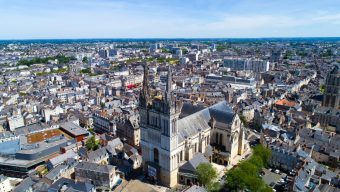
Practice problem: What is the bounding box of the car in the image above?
[275,169,280,174]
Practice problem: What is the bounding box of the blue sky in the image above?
[0,0,339,39]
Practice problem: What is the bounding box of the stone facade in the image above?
[75,161,118,189]
[139,64,248,187]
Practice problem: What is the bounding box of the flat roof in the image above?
[26,129,64,144]
[60,122,89,136]
[275,99,297,107]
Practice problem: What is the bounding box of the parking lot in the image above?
[261,168,287,190]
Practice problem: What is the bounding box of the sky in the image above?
[0,0,340,39]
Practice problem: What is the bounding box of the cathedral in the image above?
[139,64,248,187]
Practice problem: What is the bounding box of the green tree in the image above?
[216,45,227,52]
[196,163,218,188]
[224,145,272,192]
[320,84,325,94]
[181,48,189,54]
[226,168,247,190]
[80,68,91,74]
[253,145,271,167]
[82,56,88,63]
[85,136,99,151]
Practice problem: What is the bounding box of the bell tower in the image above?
[139,64,183,187]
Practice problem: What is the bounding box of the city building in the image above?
[205,74,257,89]
[7,115,25,131]
[75,161,119,189]
[140,65,247,187]
[322,63,340,109]
[223,58,270,72]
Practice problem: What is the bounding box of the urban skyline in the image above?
[0,1,339,192]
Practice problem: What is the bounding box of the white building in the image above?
[42,106,64,122]
[0,175,15,192]
[7,115,25,131]
[223,58,270,72]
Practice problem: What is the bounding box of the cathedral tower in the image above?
[139,64,183,187]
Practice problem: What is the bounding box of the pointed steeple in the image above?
[165,65,172,103]
[140,63,149,107]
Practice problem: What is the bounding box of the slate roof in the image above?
[178,101,235,143]
[179,153,209,174]
[48,150,78,168]
[180,103,206,118]
[75,161,115,174]
[12,176,38,192]
[48,177,94,192]
[45,164,68,181]
[87,147,108,163]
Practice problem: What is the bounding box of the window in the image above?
[154,148,159,163]
[171,119,176,134]
[219,134,223,145]
[163,119,169,135]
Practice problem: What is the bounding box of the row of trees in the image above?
[225,145,272,192]
[18,54,76,66]
[36,67,68,76]
[195,145,272,192]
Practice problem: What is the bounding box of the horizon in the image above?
[1,0,340,39]
[1,36,340,41]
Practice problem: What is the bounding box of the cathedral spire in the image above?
[165,65,172,103]
[140,62,149,107]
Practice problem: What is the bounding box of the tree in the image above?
[253,145,271,167]
[82,56,88,63]
[100,102,105,109]
[85,136,99,151]
[181,48,189,54]
[80,68,92,75]
[320,84,325,94]
[224,145,272,192]
[196,163,218,188]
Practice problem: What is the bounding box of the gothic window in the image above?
[154,148,159,163]
[163,119,169,136]
[219,134,223,145]
[171,119,176,134]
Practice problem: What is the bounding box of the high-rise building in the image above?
[98,49,108,58]
[223,58,270,72]
[108,49,120,57]
[322,63,340,109]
